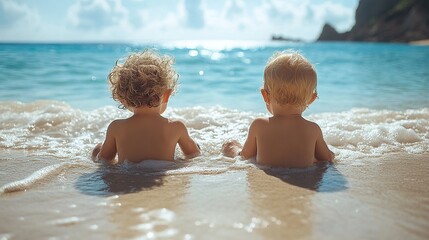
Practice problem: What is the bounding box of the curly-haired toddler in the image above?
[92,50,200,164]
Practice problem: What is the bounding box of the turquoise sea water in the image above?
[0,42,429,239]
[0,41,428,113]
[0,41,428,164]
[1,42,428,240]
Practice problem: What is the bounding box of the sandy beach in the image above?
[1,150,428,240]
[410,39,429,46]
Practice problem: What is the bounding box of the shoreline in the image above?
[409,39,429,45]
[0,151,428,239]
[1,39,428,46]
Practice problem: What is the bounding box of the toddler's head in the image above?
[263,51,317,108]
[108,50,178,109]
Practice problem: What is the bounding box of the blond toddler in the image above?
[222,51,334,168]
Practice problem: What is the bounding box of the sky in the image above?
[0,0,359,43]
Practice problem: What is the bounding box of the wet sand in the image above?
[0,151,428,239]
[410,39,429,46]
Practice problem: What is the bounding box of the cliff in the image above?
[317,0,429,42]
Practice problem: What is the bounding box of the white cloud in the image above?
[223,0,245,20]
[235,0,355,40]
[0,0,356,42]
[182,0,205,29]
[311,1,355,32]
[67,0,129,30]
[0,0,39,28]
[131,9,148,28]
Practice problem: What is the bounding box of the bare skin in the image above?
[92,90,200,164]
[222,89,334,168]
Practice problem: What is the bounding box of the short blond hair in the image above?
[264,51,317,107]
[108,50,178,108]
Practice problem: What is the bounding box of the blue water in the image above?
[1,42,428,201]
[0,41,428,113]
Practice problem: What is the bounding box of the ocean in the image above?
[0,41,428,239]
[1,41,428,112]
[0,41,428,159]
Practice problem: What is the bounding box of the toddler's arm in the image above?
[176,121,201,159]
[222,140,242,158]
[91,121,118,164]
[314,124,334,162]
[222,119,261,159]
[91,143,102,160]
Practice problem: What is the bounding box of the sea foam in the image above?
[0,162,90,194]
[0,100,428,194]
[1,100,428,160]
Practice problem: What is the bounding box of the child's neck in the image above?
[270,102,304,117]
[131,106,162,116]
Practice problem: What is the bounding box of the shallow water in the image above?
[1,151,428,240]
[0,41,428,239]
[0,100,428,194]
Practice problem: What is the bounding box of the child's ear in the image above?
[159,89,173,114]
[162,89,173,103]
[308,92,318,105]
[260,88,270,104]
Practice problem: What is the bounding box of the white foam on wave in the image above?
[0,162,90,194]
[0,101,428,163]
[309,108,429,159]
[0,101,426,194]
[0,100,129,159]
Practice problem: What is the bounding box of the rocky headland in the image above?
[317,0,429,43]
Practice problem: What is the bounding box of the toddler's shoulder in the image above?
[168,118,186,126]
[167,119,189,132]
[104,119,126,136]
[249,117,269,130]
[107,119,124,129]
[304,118,319,126]
[252,117,269,124]
[302,119,323,133]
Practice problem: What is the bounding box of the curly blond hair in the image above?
[264,50,317,108]
[108,50,178,109]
